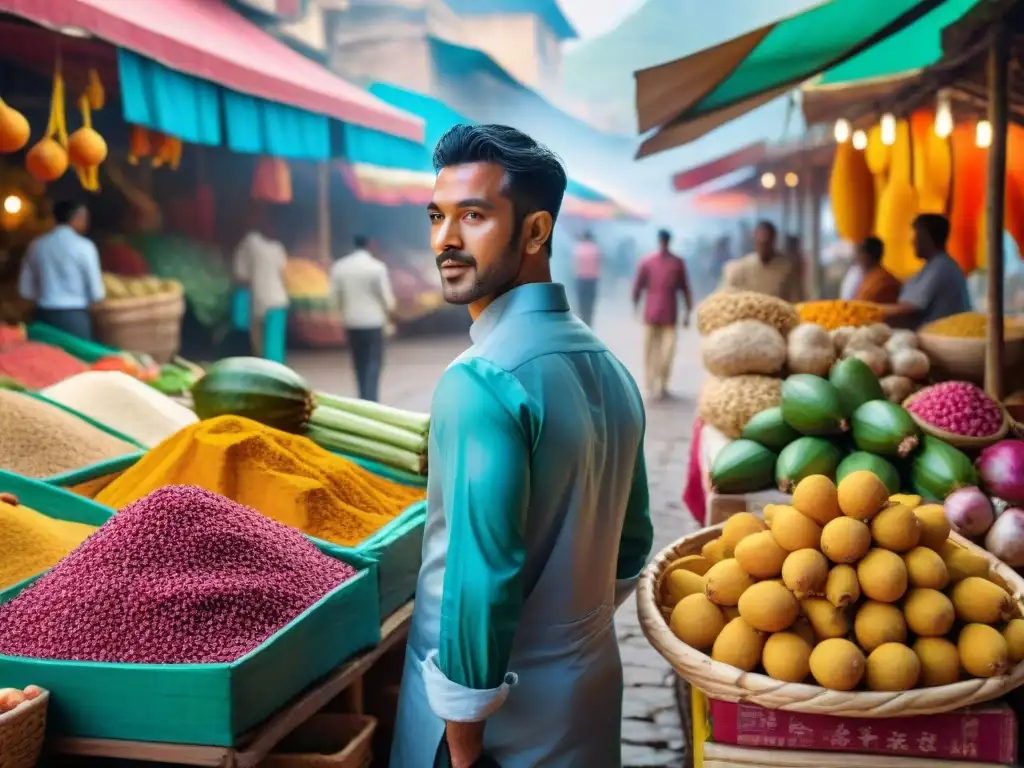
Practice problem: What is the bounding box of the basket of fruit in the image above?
[91,277,185,362]
[0,686,48,768]
[903,382,1010,451]
[638,470,1024,717]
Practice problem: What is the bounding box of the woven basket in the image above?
[916,332,1024,384]
[0,691,48,768]
[258,714,376,768]
[91,288,185,363]
[902,391,1011,451]
[638,525,1024,717]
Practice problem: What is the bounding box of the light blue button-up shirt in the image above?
[18,225,105,310]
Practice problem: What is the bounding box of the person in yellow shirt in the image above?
[721,220,804,302]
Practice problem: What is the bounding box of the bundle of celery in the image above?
[310,393,429,475]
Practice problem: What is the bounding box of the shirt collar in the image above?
[469,282,569,344]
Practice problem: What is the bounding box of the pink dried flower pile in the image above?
[906,381,1004,437]
[0,486,356,664]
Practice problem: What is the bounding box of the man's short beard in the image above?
[441,224,522,306]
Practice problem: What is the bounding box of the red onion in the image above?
[984,507,1024,567]
[977,440,1024,505]
[944,486,996,538]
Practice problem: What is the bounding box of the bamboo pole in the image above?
[317,162,331,268]
[984,22,1010,400]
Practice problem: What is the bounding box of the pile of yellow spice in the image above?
[921,311,1024,339]
[0,497,97,590]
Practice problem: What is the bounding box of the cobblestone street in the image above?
[291,292,704,766]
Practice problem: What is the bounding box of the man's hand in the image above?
[446,721,485,768]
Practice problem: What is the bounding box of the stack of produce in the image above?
[0,495,97,590]
[148,358,203,396]
[90,354,160,382]
[0,486,357,663]
[921,311,1024,339]
[0,323,25,346]
[191,357,429,474]
[0,340,88,389]
[795,300,884,331]
[830,323,930,400]
[697,291,798,437]
[42,371,198,448]
[711,358,977,500]
[285,259,346,348]
[94,415,425,547]
[284,258,331,298]
[0,390,138,478]
[0,686,44,714]
[101,274,182,300]
[664,471,1023,692]
[99,238,149,276]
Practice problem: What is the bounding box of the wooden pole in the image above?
[317,163,332,269]
[808,167,824,300]
[984,22,1010,400]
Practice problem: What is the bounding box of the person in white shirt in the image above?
[329,236,396,402]
[233,223,289,358]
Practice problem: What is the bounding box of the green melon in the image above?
[191,356,315,433]
[780,374,847,435]
[851,400,920,458]
[775,436,843,493]
[829,357,885,417]
[710,439,777,494]
[741,407,800,452]
[836,451,902,495]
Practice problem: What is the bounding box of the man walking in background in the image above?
[330,235,396,402]
[721,220,804,302]
[233,216,289,360]
[633,229,692,401]
[572,230,602,326]
[19,200,104,340]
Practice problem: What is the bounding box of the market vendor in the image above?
[18,200,104,340]
[721,220,805,302]
[391,124,653,768]
[882,213,971,329]
[852,236,901,304]
[232,216,289,359]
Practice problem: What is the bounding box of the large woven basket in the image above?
[638,525,1024,718]
[916,332,1024,384]
[91,288,185,363]
[258,714,376,768]
[0,691,48,768]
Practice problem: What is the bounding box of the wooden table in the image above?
[50,602,414,768]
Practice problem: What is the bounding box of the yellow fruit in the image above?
[959,624,1010,678]
[940,541,990,582]
[820,516,871,564]
[870,504,921,552]
[1003,619,1024,662]
[705,559,755,607]
[722,605,741,621]
[802,597,850,640]
[866,642,921,691]
[825,564,860,608]
[738,581,800,632]
[809,638,866,690]
[950,577,1013,624]
[913,637,961,687]
[889,493,922,509]
[668,555,712,576]
[660,568,706,609]
[770,507,822,552]
[837,470,889,521]
[712,617,766,671]
[854,601,907,652]
[857,548,908,603]
[734,531,788,579]
[791,474,841,526]
[790,617,817,646]
[762,632,812,683]
[702,537,728,565]
[914,504,951,550]
[763,504,782,527]
[722,512,767,551]
[782,549,829,598]
[670,593,726,650]
[902,546,949,590]
[903,588,955,637]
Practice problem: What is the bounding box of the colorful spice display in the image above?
[795,300,884,331]
[0,390,137,478]
[906,382,1005,437]
[0,497,97,590]
[0,341,88,389]
[921,311,1024,339]
[0,486,356,663]
[95,416,425,546]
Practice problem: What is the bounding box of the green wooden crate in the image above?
[0,470,115,527]
[356,500,427,616]
[0,541,381,746]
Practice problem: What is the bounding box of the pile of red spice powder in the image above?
[0,342,88,389]
[0,486,357,664]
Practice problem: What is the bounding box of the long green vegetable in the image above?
[308,425,426,475]
[316,392,429,436]
[309,405,427,454]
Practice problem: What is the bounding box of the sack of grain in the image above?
[698,375,783,439]
[700,320,786,377]
[696,291,799,337]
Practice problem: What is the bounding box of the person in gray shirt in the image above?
[883,213,971,329]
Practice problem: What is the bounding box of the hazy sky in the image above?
[558,0,646,38]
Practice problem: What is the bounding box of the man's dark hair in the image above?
[657,229,671,243]
[860,236,884,264]
[756,220,777,239]
[432,124,567,254]
[354,235,369,250]
[53,201,83,225]
[914,213,951,250]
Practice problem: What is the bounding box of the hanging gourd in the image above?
[948,123,986,273]
[875,119,921,280]
[69,94,106,192]
[152,134,183,170]
[910,110,951,214]
[25,66,69,182]
[252,157,292,204]
[128,126,152,165]
[0,98,30,154]
[829,141,875,242]
[85,68,105,111]
[864,124,891,204]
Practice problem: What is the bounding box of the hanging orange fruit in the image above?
[0,98,30,153]
[68,95,107,167]
[26,137,68,181]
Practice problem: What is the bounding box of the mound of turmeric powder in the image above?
[0,500,97,590]
[95,415,425,546]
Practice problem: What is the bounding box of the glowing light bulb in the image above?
[2,195,22,215]
[880,114,896,146]
[934,91,953,138]
[976,119,993,148]
[761,172,777,189]
[784,172,799,188]
[834,119,851,144]
[852,130,868,150]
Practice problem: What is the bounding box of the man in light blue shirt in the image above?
[18,201,105,340]
[391,124,653,768]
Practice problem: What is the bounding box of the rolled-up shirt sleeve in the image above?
[424,357,533,723]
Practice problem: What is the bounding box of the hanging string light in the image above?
[761,172,777,189]
[880,113,897,146]
[852,130,868,150]
[934,90,953,138]
[976,119,993,148]
[834,118,851,143]
[784,172,799,188]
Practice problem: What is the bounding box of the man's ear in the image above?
[522,211,553,256]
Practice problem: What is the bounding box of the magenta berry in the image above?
[906,381,1003,437]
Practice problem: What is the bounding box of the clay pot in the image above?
[25,138,69,182]
[0,99,30,154]
[68,127,107,167]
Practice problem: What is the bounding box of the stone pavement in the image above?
[290,294,705,767]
